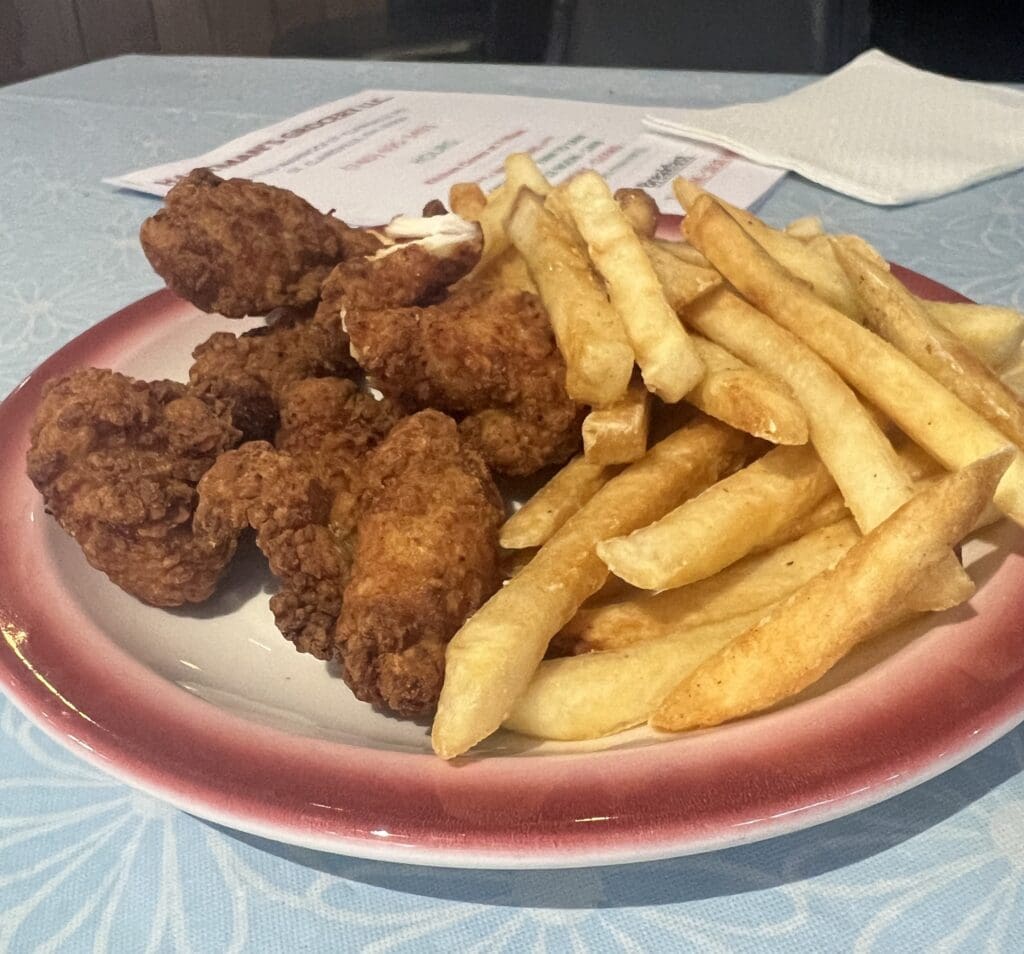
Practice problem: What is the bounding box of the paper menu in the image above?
[108,90,786,224]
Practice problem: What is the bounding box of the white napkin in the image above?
[643,49,1024,205]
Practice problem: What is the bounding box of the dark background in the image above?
[2,0,1022,87]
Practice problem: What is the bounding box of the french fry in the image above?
[572,519,861,652]
[646,236,711,267]
[499,455,616,550]
[683,287,911,532]
[835,240,1024,448]
[784,215,824,240]
[651,449,1012,731]
[614,187,660,237]
[507,189,634,406]
[448,181,487,221]
[598,443,835,590]
[432,416,753,758]
[582,381,651,465]
[675,178,863,319]
[504,607,772,740]
[686,334,809,445]
[685,194,1024,526]
[923,301,1024,371]
[751,443,941,553]
[640,238,721,305]
[566,171,704,401]
[474,245,537,294]
[645,241,810,445]
[465,153,553,280]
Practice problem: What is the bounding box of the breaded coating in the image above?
[194,387,400,658]
[26,368,241,605]
[336,411,503,716]
[194,443,343,658]
[276,377,403,545]
[345,286,582,475]
[313,240,480,324]
[188,306,354,441]
[140,168,381,317]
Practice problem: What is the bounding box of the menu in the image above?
[108,90,786,224]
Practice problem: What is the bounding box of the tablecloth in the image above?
[1,55,1023,952]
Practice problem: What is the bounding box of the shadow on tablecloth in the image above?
[207,725,1024,908]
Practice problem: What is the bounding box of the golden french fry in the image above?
[504,607,772,740]
[683,287,911,532]
[500,455,617,550]
[685,194,1024,526]
[784,215,824,240]
[432,416,753,758]
[923,301,1024,371]
[598,443,835,590]
[582,381,651,465]
[640,238,721,306]
[822,234,888,272]
[473,245,538,294]
[686,334,809,445]
[448,181,487,221]
[751,442,942,554]
[646,236,710,267]
[835,240,1024,448]
[572,518,861,652]
[507,189,634,406]
[651,448,1013,731]
[675,178,863,319]
[567,171,704,401]
[614,187,660,237]
[464,153,553,280]
[646,242,810,445]
[503,153,552,195]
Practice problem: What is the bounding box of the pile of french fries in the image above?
[429,154,1024,759]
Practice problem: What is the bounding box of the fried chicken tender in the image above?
[26,368,241,606]
[313,239,480,324]
[194,383,401,658]
[188,306,354,441]
[276,377,403,548]
[336,410,503,716]
[194,442,344,658]
[140,168,381,317]
[345,286,582,475]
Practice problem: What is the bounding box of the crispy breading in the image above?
[276,376,403,551]
[313,240,480,324]
[140,168,381,317]
[345,285,582,475]
[194,442,343,658]
[187,306,354,441]
[193,384,401,657]
[336,411,504,716]
[26,368,241,605]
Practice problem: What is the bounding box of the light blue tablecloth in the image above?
[2,56,1023,952]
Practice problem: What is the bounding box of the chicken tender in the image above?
[345,286,582,475]
[188,306,354,441]
[276,377,404,548]
[336,410,504,716]
[194,383,401,657]
[195,442,344,658]
[140,168,381,317]
[26,368,241,605]
[313,239,480,324]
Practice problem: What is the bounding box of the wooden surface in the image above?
[1,0,385,86]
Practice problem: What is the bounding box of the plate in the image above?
[2,269,1024,869]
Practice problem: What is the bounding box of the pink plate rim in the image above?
[4,270,1024,870]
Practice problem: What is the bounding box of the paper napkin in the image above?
[644,49,1024,205]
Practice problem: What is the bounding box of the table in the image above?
[2,55,1023,952]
